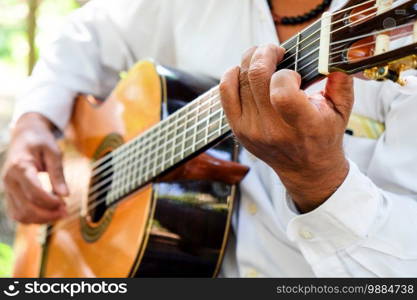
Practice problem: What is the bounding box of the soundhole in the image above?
[81,133,124,243]
[88,153,114,223]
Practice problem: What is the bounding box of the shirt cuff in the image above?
[12,83,76,133]
[285,159,382,264]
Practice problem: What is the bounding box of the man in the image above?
[3,0,417,277]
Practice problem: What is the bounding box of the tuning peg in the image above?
[363,66,399,82]
[397,76,417,95]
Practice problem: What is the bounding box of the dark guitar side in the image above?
[133,66,244,277]
[12,60,248,278]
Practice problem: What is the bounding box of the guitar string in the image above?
[89,5,382,181]
[63,24,416,220]
[89,1,378,174]
[88,95,222,197]
[329,28,414,61]
[278,3,378,68]
[88,7,410,192]
[91,9,394,192]
[93,3,401,180]
[90,0,410,175]
[55,10,414,231]
[69,17,416,215]
[63,17,416,217]
[62,51,407,231]
[89,85,217,177]
[46,118,232,236]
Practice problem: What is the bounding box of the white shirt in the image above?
[13,0,417,277]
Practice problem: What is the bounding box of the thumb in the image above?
[324,72,354,122]
[43,144,69,197]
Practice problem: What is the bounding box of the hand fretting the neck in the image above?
[91,16,326,207]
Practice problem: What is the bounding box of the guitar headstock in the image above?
[325,0,417,86]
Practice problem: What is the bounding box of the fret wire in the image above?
[67,4,388,216]
[217,107,224,137]
[94,120,230,204]
[107,152,121,204]
[93,31,323,178]
[134,101,226,186]
[94,5,372,173]
[278,27,319,69]
[191,94,203,153]
[99,114,230,205]
[129,140,137,192]
[92,93,219,192]
[180,106,188,161]
[159,125,167,174]
[205,93,215,144]
[91,42,322,201]
[153,124,163,177]
[126,139,135,194]
[295,32,300,72]
[127,123,164,195]
[90,98,224,202]
[124,120,231,191]
[100,92,227,202]
[134,138,143,189]
[108,127,162,204]
[91,44,320,196]
[139,52,316,181]
[91,86,218,176]
[94,56,317,202]
[278,21,320,68]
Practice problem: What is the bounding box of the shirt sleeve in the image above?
[284,88,417,277]
[12,0,139,131]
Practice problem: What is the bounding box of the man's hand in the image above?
[2,113,68,223]
[219,44,354,213]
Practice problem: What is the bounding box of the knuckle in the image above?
[242,46,257,60]
[11,159,28,173]
[27,140,43,152]
[16,211,30,223]
[2,168,13,183]
[24,192,36,204]
[248,63,269,83]
[270,91,290,108]
[239,70,250,89]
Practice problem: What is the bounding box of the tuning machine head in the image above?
[363,54,417,87]
[363,65,399,82]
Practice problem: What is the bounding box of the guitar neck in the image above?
[100,19,324,206]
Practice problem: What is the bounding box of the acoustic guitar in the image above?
[13,0,417,277]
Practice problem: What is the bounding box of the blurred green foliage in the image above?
[0,0,80,76]
[0,0,81,267]
[0,243,13,277]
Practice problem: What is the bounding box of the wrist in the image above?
[275,155,349,213]
[14,113,56,135]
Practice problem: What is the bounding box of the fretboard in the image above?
[89,18,324,207]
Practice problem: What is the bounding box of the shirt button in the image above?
[299,228,314,240]
[246,203,258,215]
[245,269,260,278]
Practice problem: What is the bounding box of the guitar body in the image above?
[13,60,247,277]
